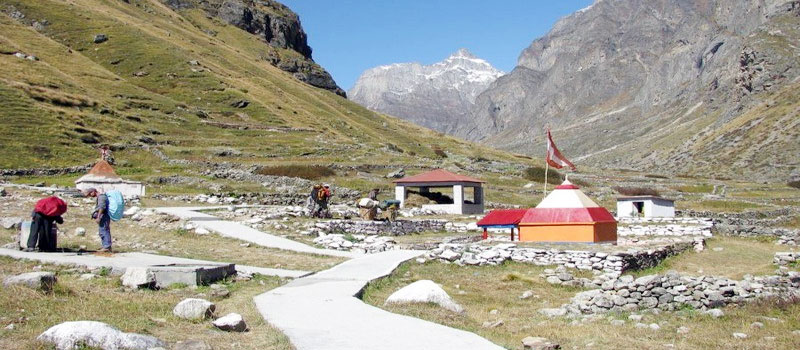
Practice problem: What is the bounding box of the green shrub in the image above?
[613,186,660,196]
[255,165,336,180]
[789,180,800,189]
[432,147,447,158]
[523,166,562,185]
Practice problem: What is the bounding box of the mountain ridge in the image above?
[349,49,503,133]
[455,0,800,180]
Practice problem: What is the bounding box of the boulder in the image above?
[386,169,405,179]
[93,34,108,44]
[123,206,140,217]
[174,340,212,350]
[3,271,57,292]
[385,280,464,313]
[539,308,567,318]
[704,309,725,318]
[173,298,215,320]
[212,313,247,332]
[37,321,165,350]
[120,267,155,289]
[522,336,560,350]
[1,217,23,230]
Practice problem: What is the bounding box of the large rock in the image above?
[3,271,57,292]
[385,280,464,313]
[211,313,247,332]
[37,321,165,350]
[1,217,23,230]
[522,336,560,350]
[173,298,215,320]
[174,340,212,350]
[120,267,155,289]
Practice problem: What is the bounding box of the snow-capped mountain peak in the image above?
[349,50,504,133]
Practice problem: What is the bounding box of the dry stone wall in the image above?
[426,240,704,274]
[617,217,713,237]
[557,271,800,316]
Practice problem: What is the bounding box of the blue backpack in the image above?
[106,190,125,222]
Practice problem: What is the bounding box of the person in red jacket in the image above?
[25,196,67,252]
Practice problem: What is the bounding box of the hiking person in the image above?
[25,196,67,252]
[84,188,112,252]
[314,184,332,218]
[368,188,380,201]
[307,184,322,217]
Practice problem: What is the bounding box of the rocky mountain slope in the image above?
[162,0,345,96]
[349,49,503,133]
[0,0,518,172]
[456,0,800,180]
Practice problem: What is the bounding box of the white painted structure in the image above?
[393,169,485,215]
[75,160,145,198]
[616,196,675,218]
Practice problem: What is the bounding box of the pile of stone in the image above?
[777,231,800,245]
[314,219,448,236]
[774,252,800,266]
[427,241,700,274]
[556,271,800,315]
[540,266,618,289]
[313,234,397,254]
[618,218,713,238]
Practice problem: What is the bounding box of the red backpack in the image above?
[34,196,68,217]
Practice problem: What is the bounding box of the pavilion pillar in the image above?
[453,184,463,213]
[482,228,488,240]
[395,185,407,208]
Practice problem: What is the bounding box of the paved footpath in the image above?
[0,248,309,278]
[155,207,357,259]
[254,249,506,350]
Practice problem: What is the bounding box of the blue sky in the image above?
[281,0,594,90]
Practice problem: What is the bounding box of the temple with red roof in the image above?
[478,179,617,243]
[75,160,145,197]
[393,169,484,215]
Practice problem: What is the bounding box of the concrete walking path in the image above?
[155,207,357,259]
[0,248,310,278]
[254,250,506,350]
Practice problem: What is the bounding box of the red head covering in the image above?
[34,196,68,217]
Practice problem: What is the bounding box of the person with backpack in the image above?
[84,188,124,252]
[25,196,67,252]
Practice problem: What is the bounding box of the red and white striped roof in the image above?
[521,179,615,224]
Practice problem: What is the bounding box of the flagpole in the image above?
[543,161,549,198]
[543,128,549,198]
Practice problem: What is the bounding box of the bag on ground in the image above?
[18,221,32,250]
[106,190,125,222]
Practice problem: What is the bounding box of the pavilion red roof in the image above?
[393,169,485,184]
[477,209,528,227]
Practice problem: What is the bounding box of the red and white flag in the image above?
[546,129,576,171]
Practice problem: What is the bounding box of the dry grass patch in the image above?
[0,257,293,350]
[363,260,800,350]
[632,237,796,279]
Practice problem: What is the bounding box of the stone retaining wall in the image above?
[557,271,800,315]
[319,219,449,236]
[617,217,713,238]
[426,240,703,274]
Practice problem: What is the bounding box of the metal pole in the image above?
[543,161,549,198]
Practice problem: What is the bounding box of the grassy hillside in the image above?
[0,0,520,172]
